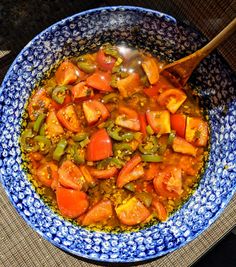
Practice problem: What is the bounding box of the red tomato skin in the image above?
[55,60,80,85]
[58,160,85,190]
[86,129,113,161]
[86,71,113,92]
[56,186,89,218]
[82,200,113,225]
[96,49,116,71]
[83,100,110,125]
[88,167,118,179]
[116,154,142,188]
[36,162,58,187]
[170,114,186,138]
[152,199,168,221]
[56,104,80,132]
[153,166,183,198]
[116,197,150,226]
[138,113,147,137]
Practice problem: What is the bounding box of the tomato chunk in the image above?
[36,162,58,187]
[157,89,187,114]
[142,57,159,84]
[83,100,109,125]
[116,197,150,225]
[117,154,143,188]
[86,129,113,161]
[46,110,64,138]
[58,160,87,190]
[185,117,208,147]
[88,167,118,179]
[82,200,113,225]
[115,106,140,131]
[117,73,142,98]
[56,186,89,218]
[55,60,80,85]
[153,166,183,198]
[79,165,97,187]
[28,88,51,120]
[71,82,94,101]
[96,49,116,71]
[170,113,186,138]
[144,163,159,181]
[152,199,168,221]
[146,110,171,134]
[172,136,197,157]
[86,71,113,92]
[57,104,80,132]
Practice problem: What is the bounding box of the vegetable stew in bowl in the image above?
[21,43,209,232]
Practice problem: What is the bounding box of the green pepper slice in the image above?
[72,132,89,142]
[167,131,176,145]
[138,135,158,154]
[146,125,154,135]
[141,154,163,162]
[77,61,96,74]
[34,136,51,155]
[52,86,67,104]
[21,129,38,152]
[79,137,90,148]
[113,143,133,157]
[124,182,136,192]
[33,114,46,133]
[53,139,67,161]
[102,93,119,103]
[136,192,153,207]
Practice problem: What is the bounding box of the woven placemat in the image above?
[0,0,235,266]
[0,185,235,267]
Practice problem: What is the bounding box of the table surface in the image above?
[0,1,235,266]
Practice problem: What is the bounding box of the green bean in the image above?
[53,139,67,161]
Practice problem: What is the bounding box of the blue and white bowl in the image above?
[0,6,235,263]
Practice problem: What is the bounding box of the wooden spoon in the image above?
[161,18,236,86]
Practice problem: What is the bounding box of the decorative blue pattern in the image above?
[0,6,235,263]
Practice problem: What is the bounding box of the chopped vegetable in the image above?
[71,82,94,101]
[57,104,80,132]
[172,136,197,157]
[170,114,186,138]
[185,117,208,146]
[53,139,67,161]
[141,154,163,162]
[56,186,89,218]
[117,155,143,188]
[51,86,67,104]
[157,89,187,114]
[45,110,64,137]
[88,167,118,179]
[55,60,80,85]
[83,100,109,125]
[33,113,46,133]
[142,57,159,84]
[86,129,113,161]
[146,110,171,134]
[117,73,142,98]
[86,71,113,92]
[34,135,51,154]
[115,197,150,225]
[82,200,113,225]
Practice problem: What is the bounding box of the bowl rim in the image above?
[0,5,235,263]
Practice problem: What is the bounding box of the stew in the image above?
[21,44,209,232]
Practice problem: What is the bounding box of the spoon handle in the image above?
[199,17,236,57]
